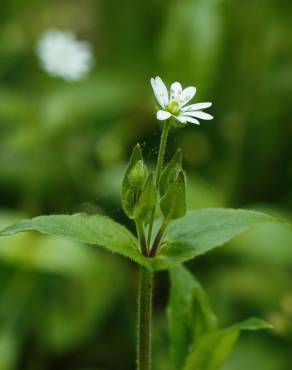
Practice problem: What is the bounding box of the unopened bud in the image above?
[128,160,147,188]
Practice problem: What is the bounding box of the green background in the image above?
[0,0,291,369]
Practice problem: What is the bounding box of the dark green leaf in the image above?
[168,265,217,370]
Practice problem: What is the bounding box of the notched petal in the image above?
[157,110,172,120]
[170,82,182,102]
[177,115,200,125]
[182,111,213,120]
[182,102,212,112]
[180,86,196,107]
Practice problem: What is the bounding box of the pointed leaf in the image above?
[228,317,272,331]
[149,208,278,270]
[183,329,239,370]
[168,265,217,370]
[183,317,271,370]
[0,214,148,265]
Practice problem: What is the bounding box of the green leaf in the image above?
[183,318,271,370]
[160,170,187,221]
[159,148,182,197]
[149,208,277,270]
[0,213,147,265]
[168,265,218,370]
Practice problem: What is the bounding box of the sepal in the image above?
[159,148,182,197]
[134,173,157,222]
[160,170,187,221]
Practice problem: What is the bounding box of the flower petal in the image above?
[151,77,165,108]
[182,102,212,112]
[182,111,213,120]
[157,110,172,120]
[177,115,200,125]
[170,82,182,102]
[179,86,196,107]
[151,76,169,107]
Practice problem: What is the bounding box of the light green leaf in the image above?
[0,213,147,266]
[228,317,272,331]
[149,208,278,270]
[183,318,271,370]
[168,265,217,370]
[183,329,238,370]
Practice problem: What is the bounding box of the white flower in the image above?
[36,29,94,81]
[150,76,213,125]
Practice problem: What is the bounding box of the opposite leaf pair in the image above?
[0,208,281,271]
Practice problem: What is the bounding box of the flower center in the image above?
[166,101,180,115]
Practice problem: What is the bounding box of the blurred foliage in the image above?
[0,0,292,369]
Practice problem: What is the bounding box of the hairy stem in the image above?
[149,220,168,257]
[137,266,153,370]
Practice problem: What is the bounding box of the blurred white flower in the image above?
[36,29,94,81]
[150,76,213,125]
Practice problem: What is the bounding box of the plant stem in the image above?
[155,120,171,187]
[137,120,170,369]
[148,219,168,257]
[147,120,171,246]
[137,266,153,370]
[136,221,148,256]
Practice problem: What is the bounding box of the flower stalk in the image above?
[136,220,148,256]
[148,219,168,258]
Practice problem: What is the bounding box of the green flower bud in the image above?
[121,144,143,218]
[128,160,148,189]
